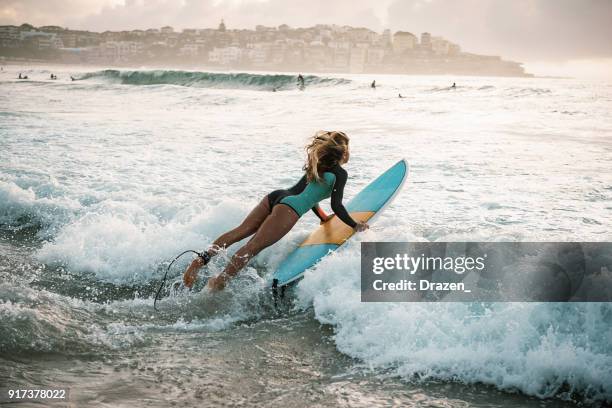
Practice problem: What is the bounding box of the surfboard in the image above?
[271,159,408,289]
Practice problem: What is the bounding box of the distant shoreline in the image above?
[0,56,535,78]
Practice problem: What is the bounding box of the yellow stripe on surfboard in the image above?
[300,211,375,246]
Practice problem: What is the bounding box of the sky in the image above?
[1,0,611,78]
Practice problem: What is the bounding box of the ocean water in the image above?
[1,65,611,407]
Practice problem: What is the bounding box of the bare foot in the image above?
[207,274,228,292]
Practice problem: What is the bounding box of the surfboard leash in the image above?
[154,249,203,311]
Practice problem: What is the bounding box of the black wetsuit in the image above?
[267,165,357,228]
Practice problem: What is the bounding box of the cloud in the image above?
[71,0,201,30]
[0,0,388,31]
[386,0,612,61]
[69,0,386,32]
[0,0,114,27]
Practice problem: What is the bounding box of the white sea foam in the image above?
[36,199,247,281]
[0,180,82,234]
[296,232,612,402]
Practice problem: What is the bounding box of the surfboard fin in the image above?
[272,278,287,308]
[272,278,279,306]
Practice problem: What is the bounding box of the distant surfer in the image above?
[18,73,22,79]
[398,93,405,98]
[70,76,76,81]
[371,80,376,89]
[183,131,369,291]
[297,74,305,89]
[451,82,456,89]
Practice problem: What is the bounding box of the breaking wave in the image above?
[297,245,612,404]
[78,69,351,90]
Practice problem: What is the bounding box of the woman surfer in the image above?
[183,130,368,291]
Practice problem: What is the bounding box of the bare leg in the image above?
[209,196,271,254]
[183,197,271,288]
[208,204,299,291]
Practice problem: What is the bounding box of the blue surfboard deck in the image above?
[271,159,408,287]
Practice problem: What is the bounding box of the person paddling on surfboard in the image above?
[183,131,369,291]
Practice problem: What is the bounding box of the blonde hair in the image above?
[304,131,349,182]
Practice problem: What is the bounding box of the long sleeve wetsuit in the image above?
[267,165,357,229]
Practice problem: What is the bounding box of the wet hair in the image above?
[304,131,349,182]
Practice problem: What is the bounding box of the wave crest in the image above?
[78,69,351,90]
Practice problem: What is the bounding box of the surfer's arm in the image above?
[311,204,329,223]
[330,168,358,229]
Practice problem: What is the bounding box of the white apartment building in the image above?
[20,31,64,49]
[349,47,367,73]
[392,31,417,54]
[347,28,379,44]
[431,36,450,55]
[366,47,386,65]
[420,32,432,49]
[247,46,269,65]
[245,42,273,65]
[0,25,20,47]
[208,46,242,65]
[332,48,350,69]
[97,41,143,61]
[179,43,199,57]
[328,40,350,50]
[448,43,461,55]
[381,29,391,47]
[60,33,77,48]
[0,25,19,39]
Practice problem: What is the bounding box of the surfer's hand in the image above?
[354,222,369,232]
[320,214,335,224]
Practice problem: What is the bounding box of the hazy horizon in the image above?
[2,0,611,79]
